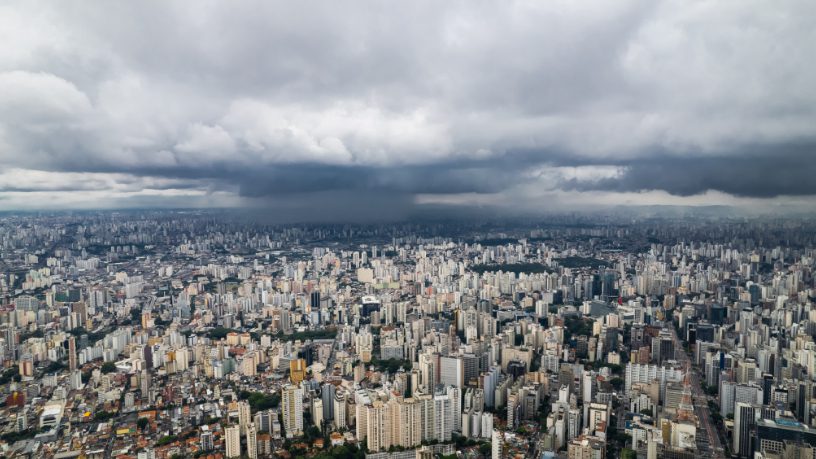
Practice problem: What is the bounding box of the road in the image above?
[322,334,339,378]
[669,326,726,458]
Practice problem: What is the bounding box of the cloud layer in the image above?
[1,0,815,216]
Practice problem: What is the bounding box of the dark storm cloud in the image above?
[564,143,816,198]
[0,0,815,212]
[236,163,524,197]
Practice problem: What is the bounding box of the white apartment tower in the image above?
[282,384,304,438]
[224,425,241,459]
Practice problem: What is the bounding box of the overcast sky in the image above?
[1,1,815,219]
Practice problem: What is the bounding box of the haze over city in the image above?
[1,1,815,219]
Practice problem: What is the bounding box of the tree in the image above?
[156,435,178,446]
[137,417,149,430]
[207,327,236,340]
[94,411,115,422]
[239,391,280,412]
[0,367,20,385]
[305,425,322,441]
[369,358,411,374]
[101,361,117,374]
[44,360,67,374]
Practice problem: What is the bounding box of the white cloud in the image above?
[175,123,236,156]
[0,71,92,124]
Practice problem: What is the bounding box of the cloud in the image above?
[0,0,814,215]
[0,169,206,193]
[564,143,816,198]
[175,123,236,157]
[0,71,92,123]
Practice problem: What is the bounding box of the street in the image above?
[669,326,726,458]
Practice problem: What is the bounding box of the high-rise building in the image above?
[68,336,77,372]
[507,392,520,429]
[199,426,214,451]
[416,393,435,442]
[720,381,762,417]
[492,429,503,459]
[140,369,151,398]
[238,400,251,434]
[756,417,816,456]
[418,352,438,392]
[733,402,757,458]
[480,366,500,408]
[447,386,461,432]
[587,403,610,434]
[254,410,272,434]
[312,398,323,430]
[310,291,321,312]
[625,363,684,397]
[462,353,479,384]
[464,387,485,412]
[440,356,464,388]
[321,383,335,423]
[761,374,773,406]
[389,397,422,448]
[290,359,307,384]
[224,425,241,458]
[257,433,272,457]
[433,393,453,441]
[365,400,391,452]
[568,435,606,459]
[282,384,304,438]
[333,390,347,429]
[246,422,258,459]
[652,331,675,365]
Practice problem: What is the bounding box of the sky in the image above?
[1,1,815,220]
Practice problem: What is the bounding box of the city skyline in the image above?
[1,1,815,218]
[1,212,815,458]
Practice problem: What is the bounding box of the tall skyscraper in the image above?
[246,422,258,459]
[224,425,241,458]
[492,429,503,459]
[734,402,757,458]
[254,410,272,434]
[68,336,77,372]
[365,400,391,452]
[447,386,461,433]
[433,393,453,442]
[140,369,150,398]
[282,384,304,438]
[238,400,251,434]
[312,398,323,430]
[321,383,335,423]
[310,291,321,312]
[390,397,422,448]
[756,417,816,455]
[652,331,675,364]
[439,356,464,388]
[290,359,307,384]
[333,389,347,429]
